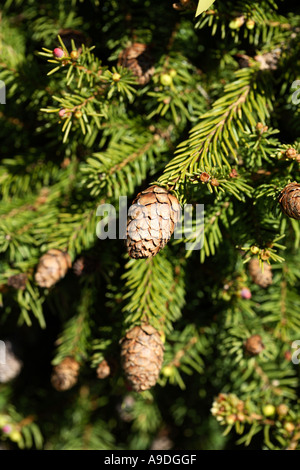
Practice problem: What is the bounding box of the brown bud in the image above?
[277,404,289,417]
[210,178,220,187]
[260,250,270,261]
[244,335,265,356]
[51,357,80,391]
[229,169,239,178]
[61,157,71,168]
[96,360,111,379]
[255,122,268,134]
[199,172,211,183]
[285,148,297,159]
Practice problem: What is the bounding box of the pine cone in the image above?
[248,258,272,288]
[118,43,155,85]
[35,249,71,288]
[255,49,281,71]
[120,324,164,392]
[7,273,27,290]
[279,182,300,220]
[0,341,22,383]
[51,357,80,391]
[151,435,173,451]
[96,359,111,379]
[127,186,181,259]
[244,335,265,356]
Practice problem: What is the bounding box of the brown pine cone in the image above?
[120,324,164,392]
[244,335,265,356]
[7,273,27,290]
[279,182,300,220]
[35,249,71,288]
[118,43,155,85]
[96,359,111,379]
[51,357,80,391]
[248,258,272,288]
[0,341,23,383]
[127,186,181,259]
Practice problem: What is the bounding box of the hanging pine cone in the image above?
[118,43,155,85]
[35,249,71,288]
[151,434,173,451]
[0,341,23,383]
[244,335,265,356]
[96,359,111,379]
[7,273,27,290]
[248,258,272,288]
[120,324,164,392]
[127,186,181,259]
[51,357,80,391]
[279,182,300,220]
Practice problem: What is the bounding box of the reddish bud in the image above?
[229,169,239,178]
[284,351,292,361]
[2,425,12,434]
[200,172,211,183]
[211,178,220,187]
[53,48,65,58]
[240,287,252,299]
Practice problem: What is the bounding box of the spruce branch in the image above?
[122,250,186,333]
[158,68,273,192]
